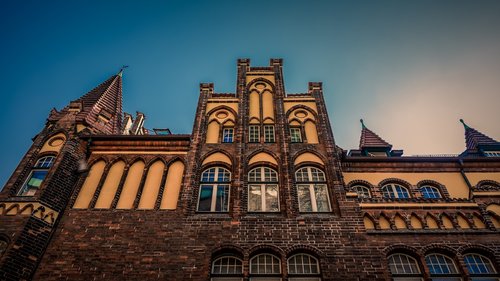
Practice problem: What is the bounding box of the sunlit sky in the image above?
[1,0,499,187]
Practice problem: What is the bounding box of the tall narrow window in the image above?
[223,127,234,143]
[211,255,243,281]
[388,254,422,281]
[425,254,461,281]
[249,253,282,280]
[288,254,321,281]
[248,167,279,212]
[464,254,499,281]
[296,167,331,212]
[18,155,56,196]
[249,125,260,143]
[382,184,410,199]
[198,167,231,212]
[290,127,302,143]
[420,186,441,199]
[264,125,275,143]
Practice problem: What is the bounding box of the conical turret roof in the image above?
[460,119,499,150]
[359,119,392,150]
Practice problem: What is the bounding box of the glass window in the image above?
[264,125,275,143]
[296,167,330,212]
[222,128,234,143]
[420,186,441,199]
[212,256,243,275]
[382,184,410,199]
[388,254,422,281]
[248,167,279,212]
[249,125,260,143]
[250,254,281,275]
[198,167,231,212]
[290,127,302,143]
[484,151,500,157]
[288,254,320,275]
[464,254,498,281]
[425,254,462,281]
[353,185,371,198]
[18,156,56,196]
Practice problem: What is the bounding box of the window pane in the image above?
[395,185,410,198]
[212,256,243,275]
[388,254,421,274]
[223,128,234,143]
[295,168,309,182]
[265,185,279,212]
[464,254,497,274]
[310,168,325,181]
[421,186,441,199]
[20,170,48,196]
[35,156,55,168]
[263,167,278,182]
[288,254,319,275]
[298,185,312,212]
[290,127,302,143]
[249,185,262,211]
[198,185,213,211]
[250,254,280,274]
[249,168,262,182]
[425,254,458,275]
[249,126,260,143]
[314,185,331,212]
[355,186,371,198]
[202,168,216,182]
[264,125,275,143]
[218,168,231,182]
[215,185,229,212]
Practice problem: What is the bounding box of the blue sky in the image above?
[1,0,499,187]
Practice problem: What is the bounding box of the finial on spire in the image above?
[118,65,129,77]
[460,119,470,130]
[360,119,366,129]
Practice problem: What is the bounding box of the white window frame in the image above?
[484,151,500,157]
[420,186,441,199]
[222,127,234,143]
[249,253,282,276]
[353,185,371,198]
[290,127,302,143]
[249,125,260,143]
[287,254,321,276]
[425,254,461,280]
[248,167,280,212]
[18,155,56,196]
[295,167,331,212]
[464,254,498,278]
[388,253,423,280]
[381,184,410,199]
[264,125,275,143]
[197,167,231,212]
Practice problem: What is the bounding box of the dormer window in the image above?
[484,151,500,157]
[366,151,388,157]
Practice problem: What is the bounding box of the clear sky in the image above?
[1,0,499,187]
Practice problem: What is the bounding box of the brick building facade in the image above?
[0,59,499,280]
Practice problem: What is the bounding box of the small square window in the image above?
[222,128,234,143]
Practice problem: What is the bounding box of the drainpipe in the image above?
[458,158,473,200]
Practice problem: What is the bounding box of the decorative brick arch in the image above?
[211,244,245,259]
[291,148,328,167]
[246,148,280,164]
[346,179,375,192]
[417,179,451,198]
[206,105,238,120]
[246,78,277,93]
[284,244,324,258]
[383,244,421,256]
[248,244,285,259]
[285,104,319,120]
[421,244,458,256]
[200,149,235,167]
[475,180,500,190]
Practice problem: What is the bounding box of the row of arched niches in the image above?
[73,157,184,210]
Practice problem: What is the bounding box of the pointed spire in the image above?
[460,119,498,151]
[118,65,128,77]
[359,120,392,150]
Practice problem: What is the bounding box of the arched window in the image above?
[296,167,331,212]
[211,255,243,281]
[249,253,281,280]
[288,253,321,281]
[420,186,441,199]
[388,253,422,280]
[18,155,56,196]
[353,185,371,198]
[248,167,279,212]
[381,184,410,199]
[425,254,461,280]
[464,254,499,280]
[197,167,231,212]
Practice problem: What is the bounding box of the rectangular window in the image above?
[222,128,234,143]
[18,170,48,196]
[249,126,260,143]
[297,184,331,212]
[290,127,302,143]
[198,184,229,212]
[248,184,279,212]
[264,125,275,143]
[484,151,500,157]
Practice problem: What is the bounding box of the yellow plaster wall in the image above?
[379,216,391,229]
[138,161,165,209]
[249,152,278,166]
[94,161,125,209]
[491,217,500,228]
[473,215,486,228]
[74,161,106,209]
[343,172,469,199]
[76,124,87,133]
[39,133,66,153]
[262,91,274,120]
[442,216,454,229]
[294,152,324,166]
[202,152,232,166]
[410,215,423,229]
[283,101,317,114]
[363,216,375,229]
[394,215,407,229]
[160,161,185,210]
[457,215,470,229]
[206,121,219,144]
[249,91,260,120]
[486,204,500,215]
[464,172,500,186]
[426,215,439,229]
[206,101,238,113]
[304,120,319,144]
[116,161,145,209]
